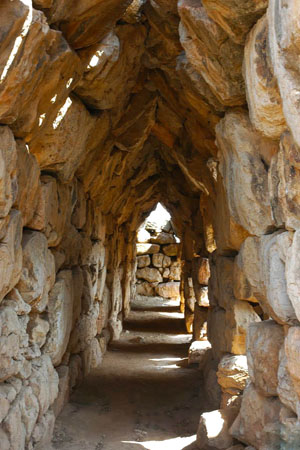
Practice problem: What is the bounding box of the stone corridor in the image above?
[1,0,300,448]
[51,297,203,450]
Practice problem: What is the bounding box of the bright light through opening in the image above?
[147,202,171,227]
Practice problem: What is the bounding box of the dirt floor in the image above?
[50,297,206,450]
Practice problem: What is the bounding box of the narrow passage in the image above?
[50,297,206,450]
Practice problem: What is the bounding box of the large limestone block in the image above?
[287,231,300,322]
[178,0,245,107]
[29,96,96,183]
[244,15,285,140]
[75,26,146,110]
[30,409,55,449]
[285,326,300,402]
[230,383,281,449]
[45,0,133,49]
[214,177,250,254]
[137,255,151,268]
[14,141,40,226]
[28,175,71,247]
[113,90,157,153]
[16,231,55,313]
[136,243,160,255]
[150,232,176,245]
[30,355,59,419]
[216,111,276,236]
[197,407,239,449]
[188,340,211,366]
[269,132,300,230]
[0,2,81,138]
[169,261,181,281]
[208,255,235,310]
[196,257,210,285]
[268,0,300,149]
[44,270,74,366]
[68,302,100,354]
[136,281,155,296]
[28,315,50,348]
[277,347,298,414]
[3,386,39,449]
[225,300,261,355]
[0,210,22,303]
[247,321,284,396]
[235,232,297,325]
[202,0,267,44]
[162,243,179,256]
[152,253,164,268]
[217,355,248,394]
[0,127,17,219]
[155,281,180,299]
[0,306,23,381]
[136,267,162,283]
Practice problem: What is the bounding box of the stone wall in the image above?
[135,220,181,300]
[1,0,300,448]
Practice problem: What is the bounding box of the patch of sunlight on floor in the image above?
[123,435,196,449]
[156,312,183,319]
[149,357,182,362]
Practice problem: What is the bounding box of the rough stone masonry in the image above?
[0,0,300,448]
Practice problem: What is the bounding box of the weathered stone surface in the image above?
[162,244,178,256]
[29,96,96,183]
[208,255,235,310]
[236,233,297,325]
[28,315,50,348]
[137,255,151,268]
[178,0,245,107]
[197,407,239,449]
[136,243,160,255]
[155,281,180,299]
[30,355,59,419]
[136,267,162,283]
[28,175,71,247]
[269,132,300,230]
[0,306,23,381]
[136,281,155,297]
[150,232,175,245]
[217,355,248,394]
[216,110,276,236]
[75,26,146,109]
[244,15,285,140]
[16,231,55,313]
[268,0,300,149]
[0,210,22,303]
[0,127,17,219]
[44,271,74,366]
[285,326,300,403]
[225,300,261,355]
[50,0,133,49]
[3,386,39,448]
[230,383,281,449]
[14,141,40,226]
[0,2,81,138]
[152,253,164,268]
[202,0,267,44]
[277,346,298,414]
[247,321,284,396]
[169,261,181,281]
